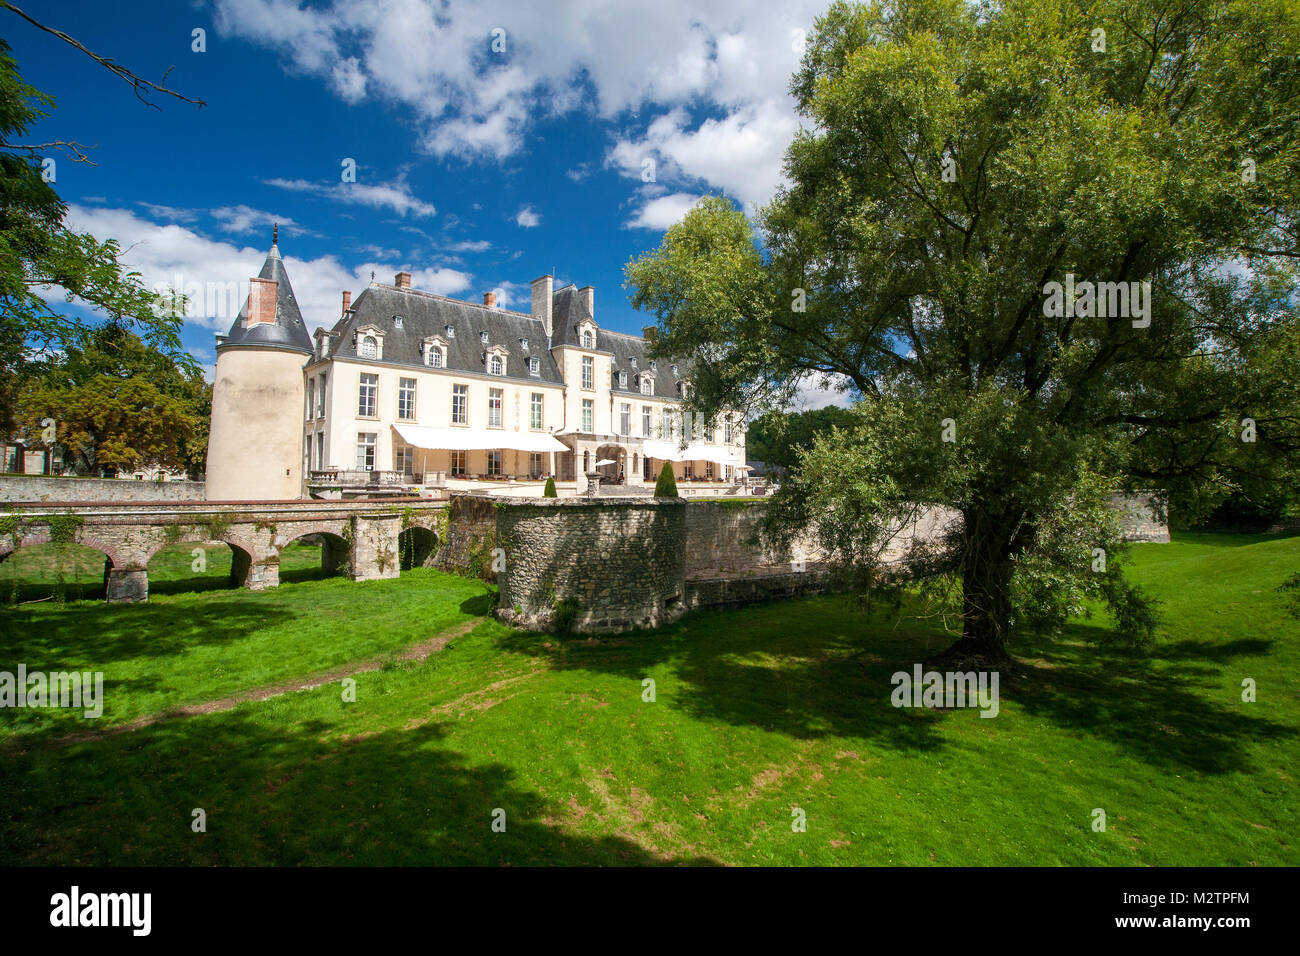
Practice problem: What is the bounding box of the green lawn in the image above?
[0,533,1295,865]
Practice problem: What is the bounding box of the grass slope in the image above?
[0,534,1296,865]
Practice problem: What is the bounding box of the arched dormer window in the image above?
[422,335,447,369]
[582,329,594,349]
[640,376,652,395]
[360,335,378,359]
[489,354,504,375]
[431,349,444,368]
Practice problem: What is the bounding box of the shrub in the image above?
[543,476,557,498]
[552,598,581,635]
[654,462,678,497]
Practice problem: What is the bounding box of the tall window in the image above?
[487,449,502,476]
[582,329,593,348]
[581,399,594,433]
[315,432,324,469]
[306,379,315,420]
[581,355,593,389]
[398,378,416,421]
[317,373,326,418]
[360,335,378,359]
[583,450,590,472]
[452,384,468,424]
[662,408,672,439]
[642,405,651,436]
[488,388,503,427]
[725,419,733,444]
[358,373,377,417]
[395,446,413,474]
[450,450,466,476]
[619,403,630,436]
[528,452,543,478]
[530,393,543,430]
[356,432,377,470]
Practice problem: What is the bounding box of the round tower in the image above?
[205,231,313,500]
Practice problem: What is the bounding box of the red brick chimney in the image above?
[247,277,278,326]
[483,291,497,308]
[341,290,352,315]
[394,271,411,289]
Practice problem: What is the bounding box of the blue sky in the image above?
[10,0,848,407]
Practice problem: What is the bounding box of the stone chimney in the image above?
[394,271,411,289]
[247,277,278,326]
[341,290,352,315]
[642,326,658,345]
[578,285,594,319]
[531,274,554,338]
[483,291,497,308]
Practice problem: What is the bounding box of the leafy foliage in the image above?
[627,0,1300,661]
[542,476,557,498]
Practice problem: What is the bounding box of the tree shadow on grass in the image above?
[0,597,300,668]
[1007,625,1291,775]
[494,593,1293,775]
[495,594,955,752]
[0,705,720,866]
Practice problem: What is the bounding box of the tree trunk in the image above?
[931,509,1016,668]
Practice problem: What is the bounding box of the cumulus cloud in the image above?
[212,0,823,200]
[63,204,471,335]
[265,176,437,218]
[789,374,857,411]
[515,205,541,228]
[624,192,701,231]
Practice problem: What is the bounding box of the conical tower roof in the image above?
[218,228,313,353]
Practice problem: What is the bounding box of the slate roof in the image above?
[332,284,565,386]
[219,243,314,353]
[599,329,686,400]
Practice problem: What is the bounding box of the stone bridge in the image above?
[0,498,448,602]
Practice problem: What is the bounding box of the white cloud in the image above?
[212,0,824,201]
[625,192,700,231]
[210,204,311,237]
[789,374,856,411]
[138,202,198,223]
[515,205,541,228]
[265,176,436,218]
[63,204,471,335]
[446,239,492,253]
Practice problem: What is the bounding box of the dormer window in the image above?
[640,376,652,395]
[618,370,628,389]
[528,357,540,377]
[445,324,456,339]
[480,330,489,345]
[422,335,447,369]
[650,360,657,371]
[630,357,638,370]
[671,363,678,376]
[581,330,594,349]
[360,336,378,359]
[393,314,404,330]
[354,325,385,360]
[489,354,504,375]
[520,338,529,353]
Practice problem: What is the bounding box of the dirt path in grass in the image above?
[26,618,484,751]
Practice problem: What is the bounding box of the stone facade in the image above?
[435,493,500,581]
[491,495,687,633]
[1108,491,1171,543]
[0,475,206,504]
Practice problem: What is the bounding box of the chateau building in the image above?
[206,236,747,500]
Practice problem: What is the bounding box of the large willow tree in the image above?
[626,0,1300,664]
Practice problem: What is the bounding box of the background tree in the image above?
[627,0,1300,664]
[747,406,857,472]
[0,11,203,439]
[16,325,209,476]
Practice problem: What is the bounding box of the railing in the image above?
[310,470,423,486]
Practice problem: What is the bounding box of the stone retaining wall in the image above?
[0,474,206,503]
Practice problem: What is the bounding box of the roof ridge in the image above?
[377,283,537,320]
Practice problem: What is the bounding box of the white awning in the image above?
[642,439,744,467]
[393,423,568,453]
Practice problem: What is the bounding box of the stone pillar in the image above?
[105,567,148,604]
[230,548,280,590]
[349,512,402,581]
